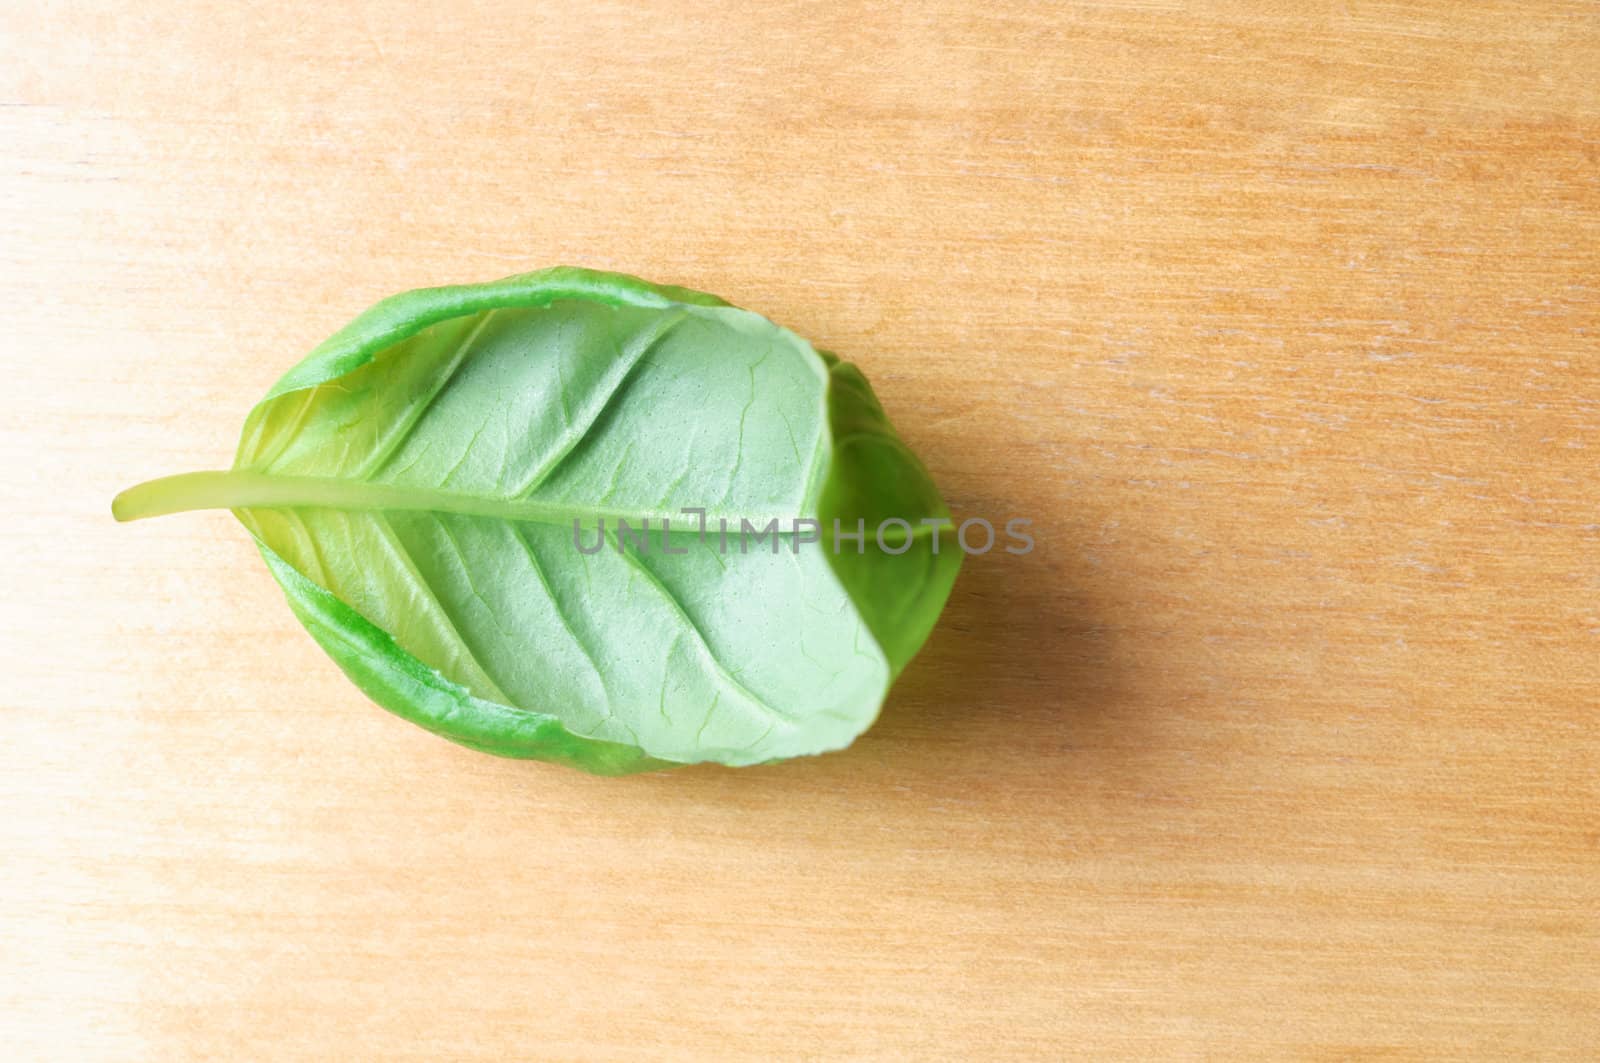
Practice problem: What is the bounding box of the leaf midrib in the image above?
[112,468,811,531]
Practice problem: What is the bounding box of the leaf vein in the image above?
[618,547,797,729]
[511,310,688,499]
[360,309,496,480]
[368,512,514,705]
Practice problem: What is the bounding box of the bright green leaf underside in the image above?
[115,267,960,773]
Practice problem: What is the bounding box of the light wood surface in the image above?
[4,2,1598,1059]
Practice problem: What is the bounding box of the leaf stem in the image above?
[113,470,263,521]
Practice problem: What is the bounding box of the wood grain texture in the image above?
[3,1,1597,1058]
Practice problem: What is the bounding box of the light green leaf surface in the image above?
[115,267,960,773]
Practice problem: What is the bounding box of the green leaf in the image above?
[114,267,961,773]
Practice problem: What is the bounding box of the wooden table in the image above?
[5,3,1597,1058]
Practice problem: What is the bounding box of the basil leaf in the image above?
[114,267,960,773]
